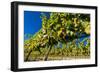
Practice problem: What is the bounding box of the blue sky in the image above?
[24,11,42,35]
[24,11,50,40]
[24,11,50,35]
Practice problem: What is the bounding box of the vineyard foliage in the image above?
[24,12,90,61]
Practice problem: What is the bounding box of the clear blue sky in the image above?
[24,11,50,40]
[24,11,50,35]
[24,11,42,35]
